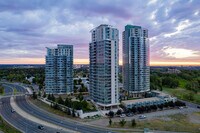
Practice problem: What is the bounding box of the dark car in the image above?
[38,125,44,130]
[197,106,200,109]
[11,109,15,113]
[126,113,134,117]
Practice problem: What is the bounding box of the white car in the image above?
[179,107,184,109]
[139,115,146,119]
[120,114,126,118]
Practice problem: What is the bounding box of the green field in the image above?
[163,87,200,104]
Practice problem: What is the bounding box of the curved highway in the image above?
[16,96,112,133]
[0,83,66,133]
[4,83,115,133]
[2,84,14,96]
[0,97,65,133]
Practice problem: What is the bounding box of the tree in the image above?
[67,108,71,115]
[131,119,136,127]
[32,92,37,99]
[77,92,84,102]
[74,86,78,93]
[72,108,76,117]
[109,118,112,126]
[81,100,88,109]
[185,81,199,93]
[74,80,77,85]
[116,109,122,115]
[175,101,186,106]
[131,107,137,114]
[150,75,162,90]
[164,102,169,108]
[57,96,64,105]
[43,92,46,98]
[78,78,82,84]
[119,119,126,127]
[169,101,175,108]
[51,94,55,102]
[162,77,179,88]
[38,91,41,97]
[53,103,58,109]
[108,111,114,118]
[47,94,51,100]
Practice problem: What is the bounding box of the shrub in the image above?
[131,119,136,127]
[119,119,126,127]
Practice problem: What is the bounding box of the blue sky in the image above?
[0,0,200,65]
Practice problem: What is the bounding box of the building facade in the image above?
[122,91,177,109]
[89,24,119,107]
[122,25,150,97]
[45,44,73,94]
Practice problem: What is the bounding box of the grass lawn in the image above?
[0,116,21,133]
[163,87,200,105]
[13,88,17,95]
[29,98,80,120]
[110,114,200,133]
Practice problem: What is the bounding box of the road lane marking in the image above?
[10,97,79,133]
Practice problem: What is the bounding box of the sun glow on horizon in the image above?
[0,58,200,66]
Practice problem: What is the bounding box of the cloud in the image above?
[162,46,200,59]
[164,19,191,37]
[0,0,200,64]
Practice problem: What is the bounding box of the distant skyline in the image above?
[0,0,200,66]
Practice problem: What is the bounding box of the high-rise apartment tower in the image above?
[89,24,119,106]
[122,25,150,97]
[45,44,73,94]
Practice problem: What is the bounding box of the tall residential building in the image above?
[122,25,150,97]
[45,44,73,94]
[89,24,119,107]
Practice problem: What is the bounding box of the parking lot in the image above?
[87,106,200,127]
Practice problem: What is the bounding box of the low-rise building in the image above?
[122,91,177,109]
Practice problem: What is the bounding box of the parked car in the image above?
[120,114,126,118]
[126,113,134,117]
[178,107,184,109]
[197,106,200,109]
[139,115,146,119]
[38,125,44,130]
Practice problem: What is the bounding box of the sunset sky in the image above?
[0,0,200,66]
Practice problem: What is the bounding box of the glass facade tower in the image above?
[122,25,150,96]
[45,44,73,94]
[89,24,119,106]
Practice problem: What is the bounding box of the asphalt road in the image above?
[0,83,66,133]
[5,83,115,133]
[3,83,27,93]
[16,96,114,133]
[0,97,66,133]
[178,99,200,108]
[2,84,13,96]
